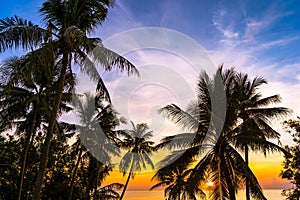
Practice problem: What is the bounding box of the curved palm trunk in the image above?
[245,145,250,200]
[17,105,38,200]
[225,174,236,200]
[32,53,69,200]
[119,172,132,200]
[68,144,83,200]
[119,161,134,200]
[225,169,236,200]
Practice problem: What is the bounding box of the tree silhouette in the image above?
[0,0,138,198]
[157,67,289,200]
[151,165,205,200]
[281,118,300,200]
[119,122,156,200]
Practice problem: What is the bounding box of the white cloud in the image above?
[212,12,240,46]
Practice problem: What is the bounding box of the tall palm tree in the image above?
[67,92,121,200]
[0,1,139,198]
[119,122,156,200]
[151,165,205,200]
[157,67,289,200]
[231,73,290,200]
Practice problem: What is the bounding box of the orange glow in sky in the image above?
[103,151,291,191]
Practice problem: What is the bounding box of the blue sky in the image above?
[1,0,300,138]
[1,0,300,79]
[98,0,300,124]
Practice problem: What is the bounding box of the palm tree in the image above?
[96,183,124,200]
[1,1,139,198]
[158,67,289,200]
[67,92,121,200]
[231,72,290,200]
[151,165,205,200]
[119,122,156,200]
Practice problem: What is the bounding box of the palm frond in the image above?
[159,104,203,131]
[0,16,47,52]
[252,95,282,107]
[246,107,291,120]
[86,40,139,76]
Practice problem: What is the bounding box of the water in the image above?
[123,190,284,200]
[237,190,284,200]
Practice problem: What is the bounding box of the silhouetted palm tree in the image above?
[119,122,156,200]
[158,67,289,200]
[151,165,205,200]
[96,183,124,200]
[67,92,121,200]
[0,1,139,198]
[231,72,290,200]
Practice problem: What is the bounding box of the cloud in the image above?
[205,2,300,146]
[244,6,294,42]
[91,0,144,40]
[212,8,240,46]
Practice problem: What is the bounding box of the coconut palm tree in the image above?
[119,122,156,200]
[67,92,122,200]
[151,165,205,200]
[1,1,139,198]
[230,72,290,200]
[158,67,289,200]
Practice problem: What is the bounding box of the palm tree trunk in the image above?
[119,161,134,200]
[222,152,236,200]
[119,172,132,200]
[93,165,103,200]
[32,53,69,200]
[245,145,250,200]
[17,105,38,200]
[227,173,236,200]
[68,143,83,200]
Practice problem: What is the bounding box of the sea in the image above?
[123,190,285,200]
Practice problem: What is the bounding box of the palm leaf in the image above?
[0,16,47,52]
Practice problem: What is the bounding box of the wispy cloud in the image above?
[244,6,294,42]
[92,0,144,39]
[212,7,240,46]
[207,1,300,146]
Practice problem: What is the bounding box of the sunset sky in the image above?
[1,0,300,192]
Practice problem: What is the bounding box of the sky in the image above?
[1,0,300,193]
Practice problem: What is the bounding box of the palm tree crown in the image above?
[151,165,205,200]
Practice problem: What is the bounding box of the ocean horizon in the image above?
[123,189,285,200]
